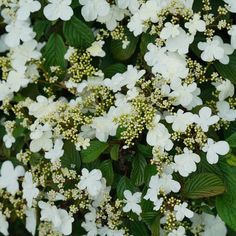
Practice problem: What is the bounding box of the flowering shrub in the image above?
[0,0,236,235]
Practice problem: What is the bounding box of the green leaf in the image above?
[81,140,109,163]
[216,161,236,231]
[42,33,67,69]
[63,16,94,48]
[103,63,127,78]
[227,133,236,148]
[183,173,225,199]
[33,20,51,41]
[215,52,236,84]
[61,141,81,170]
[127,221,149,236]
[226,154,236,167]
[99,160,114,185]
[144,165,157,186]
[131,154,147,186]
[117,176,136,199]
[110,144,120,161]
[140,33,156,57]
[110,28,139,61]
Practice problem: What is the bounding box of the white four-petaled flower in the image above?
[202,138,229,164]
[123,190,142,215]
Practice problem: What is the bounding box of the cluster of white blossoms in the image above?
[0,0,236,235]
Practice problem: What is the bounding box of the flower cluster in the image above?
[0,0,236,235]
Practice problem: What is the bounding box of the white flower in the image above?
[169,79,198,107]
[10,40,41,73]
[159,173,181,194]
[168,226,186,236]
[29,123,53,153]
[144,174,161,202]
[160,22,180,39]
[81,207,98,236]
[79,0,110,21]
[229,25,236,48]
[213,79,235,101]
[0,81,12,101]
[97,5,126,31]
[201,213,227,236]
[123,190,142,215]
[185,14,206,35]
[144,44,189,81]
[3,133,15,148]
[53,209,74,235]
[45,139,64,163]
[38,201,74,235]
[64,46,76,60]
[43,0,73,21]
[28,95,57,119]
[4,20,35,47]
[166,110,194,132]
[87,40,105,57]
[78,168,103,197]
[174,202,194,221]
[202,138,229,164]
[165,28,194,55]
[0,35,8,53]
[22,172,39,208]
[39,201,61,227]
[0,161,25,195]
[91,113,118,142]
[17,0,41,21]
[193,107,219,132]
[25,208,37,236]
[0,211,9,236]
[216,101,236,121]
[198,36,234,64]
[124,65,145,89]
[173,148,200,177]
[7,70,30,92]
[224,0,236,13]
[146,115,173,151]
[116,0,140,14]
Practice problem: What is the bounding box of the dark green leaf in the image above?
[117,176,136,199]
[33,20,51,41]
[61,141,81,170]
[110,28,139,61]
[131,154,147,186]
[144,165,157,186]
[227,133,236,148]
[127,221,149,236]
[215,52,236,84]
[103,63,127,78]
[42,33,67,69]
[81,140,109,163]
[63,16,94,48]
[99,160,114,185]
[183,173,225,199]
[216,161,236,231]
[140,33,156,57]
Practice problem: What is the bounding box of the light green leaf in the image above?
[183,173,225,199]
[110,144,120,161]
[81,140,109,163]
